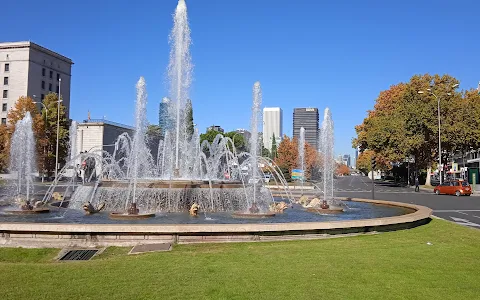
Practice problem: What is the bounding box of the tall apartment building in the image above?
[293,108,319,150]
[343,154,351,167]
[262,107,283,151]
[0,41,73,124]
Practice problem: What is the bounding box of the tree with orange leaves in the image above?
[275,135,320,180]
[336,163,350,176]
[5,96,47,172]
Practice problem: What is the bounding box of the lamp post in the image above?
[33,99,48,182]
[55,78,62,182]
[418,83,459,185]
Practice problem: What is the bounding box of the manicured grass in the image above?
[1,219,480,299]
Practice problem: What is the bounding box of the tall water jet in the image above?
[9,113,37,209]
[109,77,155,219]
[168,0,193,178]
[250,82,262,208]
[69,121,78,161]
[298,127,305,192]
[321,108,335,204]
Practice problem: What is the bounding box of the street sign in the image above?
[291,169,304,180]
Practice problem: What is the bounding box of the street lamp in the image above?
[418,83,459,184]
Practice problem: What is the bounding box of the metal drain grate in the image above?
[59,249,99,261]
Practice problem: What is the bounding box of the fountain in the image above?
[0,0,431,248]
[6,113,49,214]
[109,77,155,219]
[60,0,279,216]
[232,82,275,218]
[307,108,343,214]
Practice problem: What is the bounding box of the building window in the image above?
[57,73,60,81]
[56,85,59,93]
[3,77,7,85]
[42,68,46,76]
[41,94,44,100]
[49,83,52,92]
[4,64,9,72]
[2,90,7,98]
[1,118,6,125]
[49,70,53,79]
[41,81,45,90]
[2,104,6,112]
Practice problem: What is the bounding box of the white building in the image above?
[0,41,73,124]
[262,107,283,151]
[76,119,134,176]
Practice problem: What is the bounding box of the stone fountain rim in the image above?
[0,198,431,234]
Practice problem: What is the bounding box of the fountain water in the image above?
[7,113,48,213]
[168,0,193,178]
[298,127,305,192]
[62,0,288,216]
[322,108,335,203]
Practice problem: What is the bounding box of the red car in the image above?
[433,180,472,196]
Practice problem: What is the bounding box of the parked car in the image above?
[433,180,472,196]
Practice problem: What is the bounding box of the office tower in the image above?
[293,108,319,150]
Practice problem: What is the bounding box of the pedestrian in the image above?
[415,177,419,192]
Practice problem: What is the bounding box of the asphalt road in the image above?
[335,176,480,229]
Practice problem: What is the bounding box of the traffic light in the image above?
[371,156,376,170]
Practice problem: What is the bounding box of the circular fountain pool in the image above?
[0,198,432,247]
[0,200,411,224]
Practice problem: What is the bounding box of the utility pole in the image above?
[371,156,376,200]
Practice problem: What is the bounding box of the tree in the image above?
[0,125,9,172]
[304,142,320,179]
[270,133,277,159]
[224,131,245,152]
[353,74,466,184]
[185,99,194,140]
[200,130,223,145]
[275,135,298,179]
[146,124,162,160]
[6,96,46,172]
[356,150,390,175]
[39,93,69,177]
[336,164,350,176]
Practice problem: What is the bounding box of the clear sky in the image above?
[3,0,479,160]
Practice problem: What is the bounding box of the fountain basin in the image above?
[109,212,156,220]
[0,198,432,248]
[231,212,276,219]
[5,208,50,215]
[306,207,344,214]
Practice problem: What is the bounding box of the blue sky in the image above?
[3,0,480,160]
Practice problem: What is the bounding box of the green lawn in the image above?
[1,219,479,300]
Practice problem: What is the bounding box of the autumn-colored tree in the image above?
[40,93,69,177]
[276,135,319,180]
[275,135,298,179]
[336,163,350,176]
[353,73,464,184]
[304,142,320,179]
[356,150,390,175]
[0,125,9,171]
